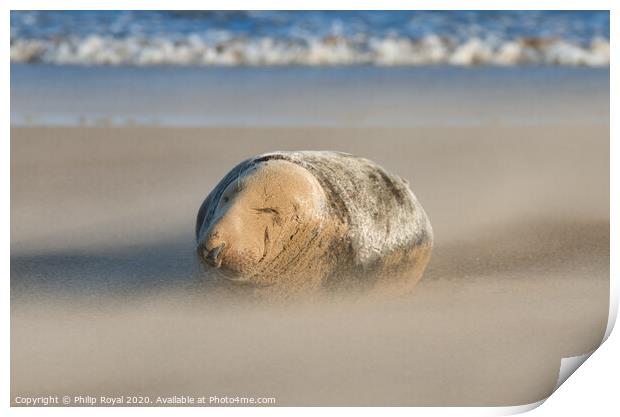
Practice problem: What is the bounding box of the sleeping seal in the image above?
[195,151,433,295]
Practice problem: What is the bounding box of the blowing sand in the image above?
[11,126,609,406]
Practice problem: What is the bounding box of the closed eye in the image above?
[254,207,279,215]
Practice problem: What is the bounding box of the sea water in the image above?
[10,11,610,67]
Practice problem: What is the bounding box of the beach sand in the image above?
[11,124,609,406]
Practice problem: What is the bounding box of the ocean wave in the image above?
[10,35,610,67]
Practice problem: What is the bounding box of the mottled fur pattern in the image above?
[196,151,433,294]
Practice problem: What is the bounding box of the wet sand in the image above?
[11,65,609,127]
[10,126,609,406]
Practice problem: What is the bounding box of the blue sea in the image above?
[10,11,610,66]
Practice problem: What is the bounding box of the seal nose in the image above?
[202,243,226,268]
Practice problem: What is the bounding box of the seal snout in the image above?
[201,242,226,268]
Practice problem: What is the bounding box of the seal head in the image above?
[196,158,337,289]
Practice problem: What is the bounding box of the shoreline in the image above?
[11,64,609,127]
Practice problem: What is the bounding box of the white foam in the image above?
[10,35,610,67]
[449,38,494,66]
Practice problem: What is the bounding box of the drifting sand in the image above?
[11,126,608,406]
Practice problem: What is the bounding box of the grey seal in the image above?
[195,151,433,295]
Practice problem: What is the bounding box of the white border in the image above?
[3,1,616,416]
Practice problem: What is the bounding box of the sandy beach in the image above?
[11,120,609,405]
